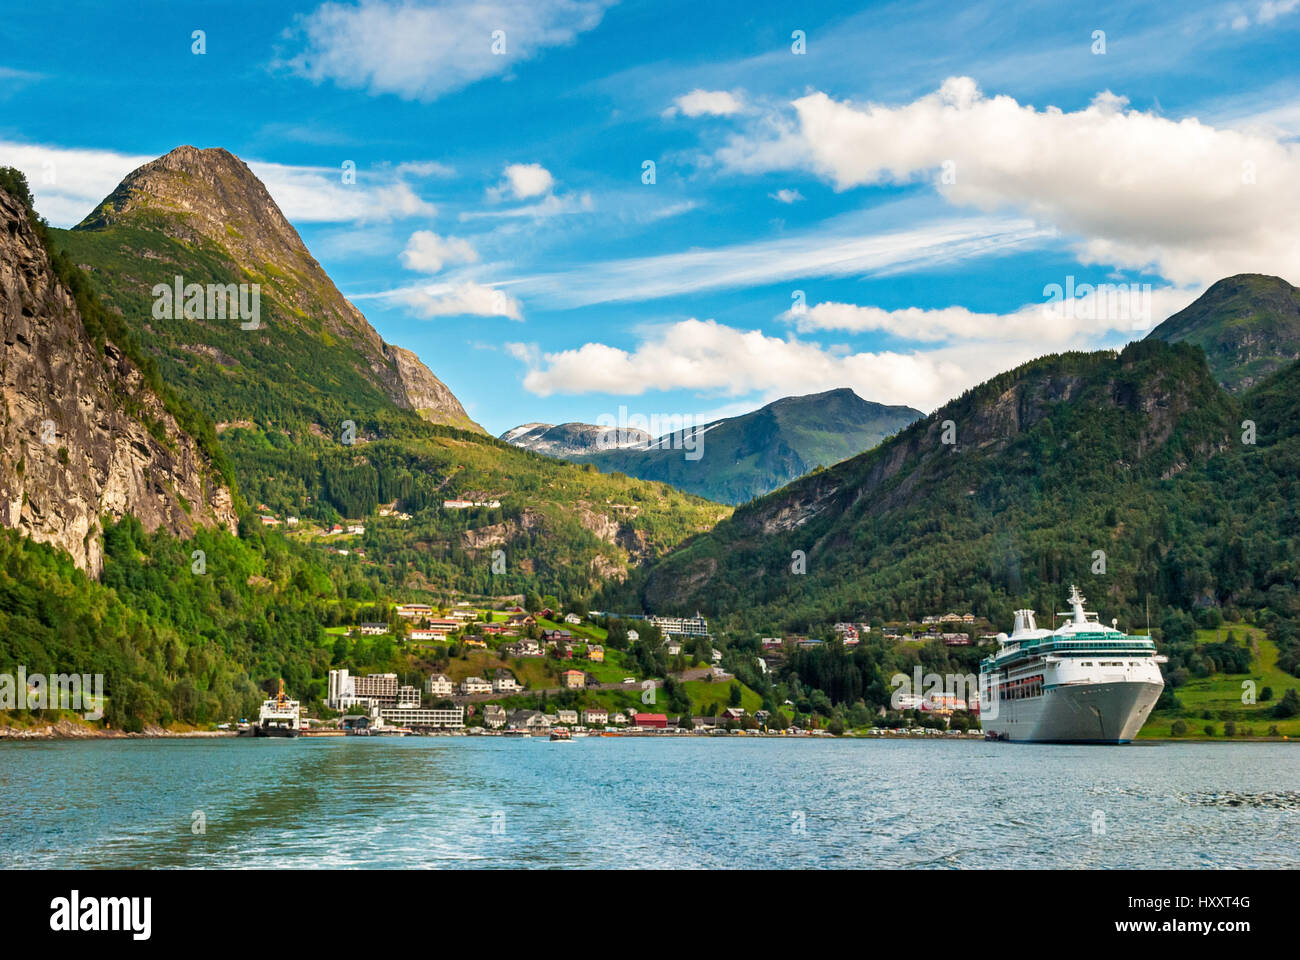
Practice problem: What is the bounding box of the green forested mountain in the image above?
[504,388,922,504]
[608,339,1300,660]
[1147,273,1300,392]
[48,148,729,597]
[6,146,1300,731]
[0,155,727,731]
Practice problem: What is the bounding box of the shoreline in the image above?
[1,722,1292,743]
[0,719,239,741]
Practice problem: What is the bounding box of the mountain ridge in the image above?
[609,340,1242,628]
[499,421,654,457]
[502,388,923,504]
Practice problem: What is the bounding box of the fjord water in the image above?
[2,738,1295,869]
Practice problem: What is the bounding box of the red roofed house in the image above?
[634,713,668,729]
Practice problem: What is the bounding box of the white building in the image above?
[647,612,709,637]
[328,669,399,711]
[426,674,454,697]
[492,673,521,693]
[378,705,464,729]
[460,676,492,695]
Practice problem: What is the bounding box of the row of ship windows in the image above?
[996,674,1045,700]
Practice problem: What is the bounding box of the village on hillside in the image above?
[271,590,990,739]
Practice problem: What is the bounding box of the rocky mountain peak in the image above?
[70,145,482,433]
[1147,273,1300,392]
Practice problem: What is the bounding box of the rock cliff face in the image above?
[0,186,236,576]
[73,145,481,432]
[383,344,483,432]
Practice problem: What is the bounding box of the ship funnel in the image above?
[1011,609,1037,636]
[1068,584,1088,624]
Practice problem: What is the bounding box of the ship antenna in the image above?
[1145,596,1150,638]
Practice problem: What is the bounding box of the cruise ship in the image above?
[979,586,1166,743]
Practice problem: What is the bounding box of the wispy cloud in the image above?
[499,214,1049,308]
[279,0,613,101]
[783,287,1199,344]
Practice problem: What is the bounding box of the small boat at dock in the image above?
[253,680,301,738]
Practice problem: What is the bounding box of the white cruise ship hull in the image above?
[981,679,1162,743]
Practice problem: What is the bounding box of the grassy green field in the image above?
[681,679,763,714]
[1140,628,1300,739]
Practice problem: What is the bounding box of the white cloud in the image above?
[664,89,745,119]
[1258,0,1300,24]
[1232,2,1299,30]
[400,230,479,273]
[769,188,803,204]
[252,160,436,222]
[509,284,1210,411]
[494,162,555,200]
[281,0,610,101]
[508,317,1043,411]
[394,159,456,178]
[717,77,1300,286]
[0,141,154,227]
[392,280,523,320]
[0,140,437,227]
[785,285,1200,344]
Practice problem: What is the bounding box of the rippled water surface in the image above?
[1,737,1296,868]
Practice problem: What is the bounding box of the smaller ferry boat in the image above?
[549,727,572,741]
[254,680,301,738]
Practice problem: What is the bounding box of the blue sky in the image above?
[3,0,1299,434]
